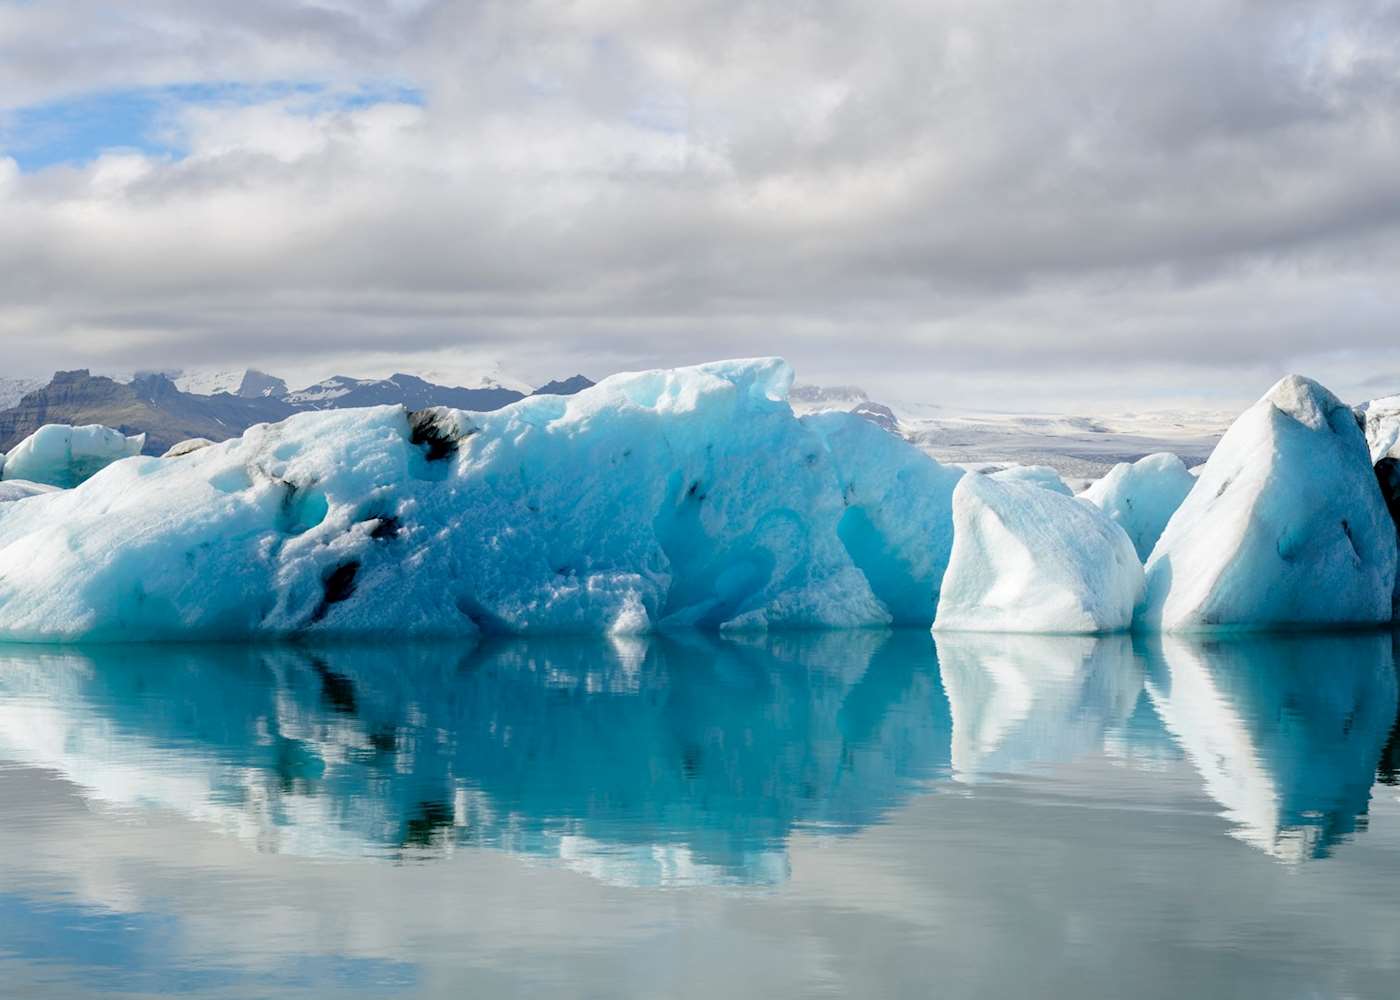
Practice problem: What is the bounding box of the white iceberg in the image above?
[1080,452,1196,561]
[932,474,1143,634]
[0,359,965,642]
[0,423,145,488]
[1139,376,1394,631]
[987,464,1073,495]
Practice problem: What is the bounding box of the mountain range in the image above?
[0,368,596,455]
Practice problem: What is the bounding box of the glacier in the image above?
[1080,452,1196,561]
[0,359,964,642]
[0,423,145,488]
[932,474,1143,633]
[1139,375,1395,631]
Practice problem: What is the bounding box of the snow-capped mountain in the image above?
[418,361,534,397]
[98,367,289,400]
[283,373,526,411]
[170,368,289,399]
[170,369,247,396]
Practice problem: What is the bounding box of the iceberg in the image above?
[0,359,964,642]
[987,464,1073,495]
[1139,376,1395,631]
[800,410,963,624]
[0,423,145,488]
[932,474,1143,633]
[1080,452,1196,561]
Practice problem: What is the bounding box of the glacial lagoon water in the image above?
[1,631,1399,998]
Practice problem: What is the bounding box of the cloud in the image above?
[1,0,1399,408]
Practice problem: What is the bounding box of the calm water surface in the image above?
[1,630,1398,998]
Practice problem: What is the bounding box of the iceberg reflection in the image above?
[936,632,1146,780]
[935,630,1399,860]
[0,628,1395,881]
[1144,633,1398,862]
[0,630,953,886]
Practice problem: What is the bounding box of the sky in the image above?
[1,0,1399,411]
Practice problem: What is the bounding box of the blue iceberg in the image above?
[0,359,963,641]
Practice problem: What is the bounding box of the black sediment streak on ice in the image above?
[368,515,401,540]
[408,408,473,462]
[308,560,361,623]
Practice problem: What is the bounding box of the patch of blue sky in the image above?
[0,80,424,172]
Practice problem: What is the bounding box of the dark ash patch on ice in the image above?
[368,515,401,540]
[409,408,473,462]
[309,560,361,623]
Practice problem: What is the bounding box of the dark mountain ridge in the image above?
[0,371,298,455]
[532,375,595,396]
[286,373,525,411]
[0,368,599,455]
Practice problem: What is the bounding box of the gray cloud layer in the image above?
[2,0,1399,407]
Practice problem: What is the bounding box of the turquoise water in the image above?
[1,630,1398,998]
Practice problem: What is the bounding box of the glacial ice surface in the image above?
[1080,452,1196,561]
[0,423,145,488]
[933,474,1143,634]
[987,464,1073,495]
[0,480,59,504]
[1139,376,1395,630]
[0,359,965,642]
